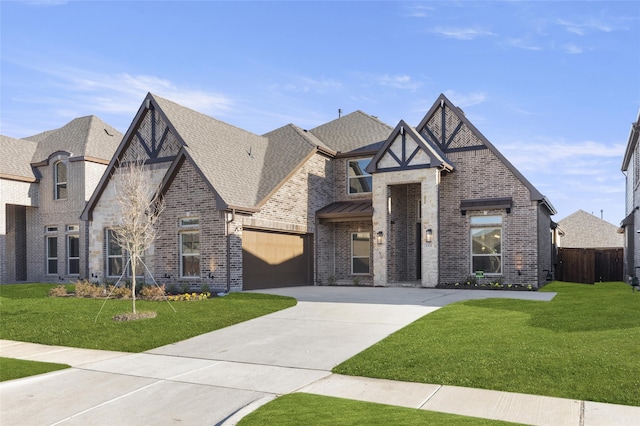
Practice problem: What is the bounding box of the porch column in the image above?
[371,168,440,287]
[421,169,439,287]
[372,183,387,286]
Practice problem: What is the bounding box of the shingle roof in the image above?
[0,135,38,180]
[26,115,122,164]
[558,210,623,248]
[309,110,392,154]
[152,94,271,209]
[258,124,325,205]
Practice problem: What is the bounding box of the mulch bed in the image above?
[112,311,158,321]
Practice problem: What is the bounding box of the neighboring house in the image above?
[82,92,556,291]
[558,210,623,248]
[620,108,640,280]
[0,117,122,283]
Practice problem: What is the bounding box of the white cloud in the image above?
[270,76,342,94]
[405,4,435,18]
[561,43,584,54]
[557,18,614,35]
[431,26,495,40]
[375,74,422,90]
[443,90,487,107]
[507,38,543,51]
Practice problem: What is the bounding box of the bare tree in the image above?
[112,159,164,314]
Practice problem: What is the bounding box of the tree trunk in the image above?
[131,254,137,314]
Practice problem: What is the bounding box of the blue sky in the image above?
[1,1,639,224]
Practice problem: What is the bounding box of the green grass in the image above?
[0,283,296,352]
[237,393,520,426]
[0,357,70,382]
[334,281,640,406]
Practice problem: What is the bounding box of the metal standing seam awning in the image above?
[460,197,513,215]
[316,200,373,222]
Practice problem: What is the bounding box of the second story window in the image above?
[348,158,372,194]
[54,161,67,200]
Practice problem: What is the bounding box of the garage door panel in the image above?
[242,230,313,290]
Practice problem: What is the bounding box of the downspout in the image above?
[226,208,235,294]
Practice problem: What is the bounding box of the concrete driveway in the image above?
[1,287,555,425]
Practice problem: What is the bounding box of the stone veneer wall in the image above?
[439,148,540,287]
[88,163,169,283]
[0,178,37,283]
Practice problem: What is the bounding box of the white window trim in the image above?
[67,234,80,275]
[105,229,145,278]
[347,158,373,195]
[351,232,371,275]
[470,216,502,276]
[46,235,58,275]
[180,230,201,278]
[54,161,67,200]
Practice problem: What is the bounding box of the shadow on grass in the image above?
[461,281,638,332]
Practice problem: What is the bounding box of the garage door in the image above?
[242,230,313,290]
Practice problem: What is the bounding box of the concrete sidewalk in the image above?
[2,287,639,425]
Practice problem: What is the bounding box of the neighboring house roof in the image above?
[0,135,38,182]
[26,115,122,165]
[558,209,623,248]
[309,110,393,154]
[621,108,640,172]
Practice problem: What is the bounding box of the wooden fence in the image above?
[556,248,623,284]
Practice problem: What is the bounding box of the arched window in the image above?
[54,161,67,200]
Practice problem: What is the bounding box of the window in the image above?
[179,217,200,277]
[67,235,80,275]
[180,232,200,277]
[470,216,502,275]
[54,161,67,200]
[348,158,372,194]
[351,232,370,274]
[47,235,58,275]
[106,229,124,277]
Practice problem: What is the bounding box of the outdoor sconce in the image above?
[163,273,171,279]
[208,272,215,279]
[376,231,384,245]
[426,229,433,243]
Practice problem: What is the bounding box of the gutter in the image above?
[225,208,236,294]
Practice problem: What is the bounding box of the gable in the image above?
[121,106,182,163]
[415,94,554,212]
[417,98,485,153]
[367,121,453,174]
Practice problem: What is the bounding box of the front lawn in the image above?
[334,281,640,406]
[0,357,70,382]
[0,284,296,352]
[237,393,519,426]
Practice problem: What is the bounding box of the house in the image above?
[557,210,623,249]
[0,117,122,283]
[82,92,556,291]
[620,108,640,280]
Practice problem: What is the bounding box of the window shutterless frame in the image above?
[347,158,373,194]
[470,216,502,275]
[351,232,371,274]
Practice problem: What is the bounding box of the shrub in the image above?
[75,280,105,298]
[108,285,132,299]
[200,283,211,294]
[167,292,210,302]
[48,285,69,297]
[166,283,179,295]
[140,285,166,301]
[463,276,478,286]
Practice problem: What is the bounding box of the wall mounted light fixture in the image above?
[426,228,433,243]
[377,231,384,245]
